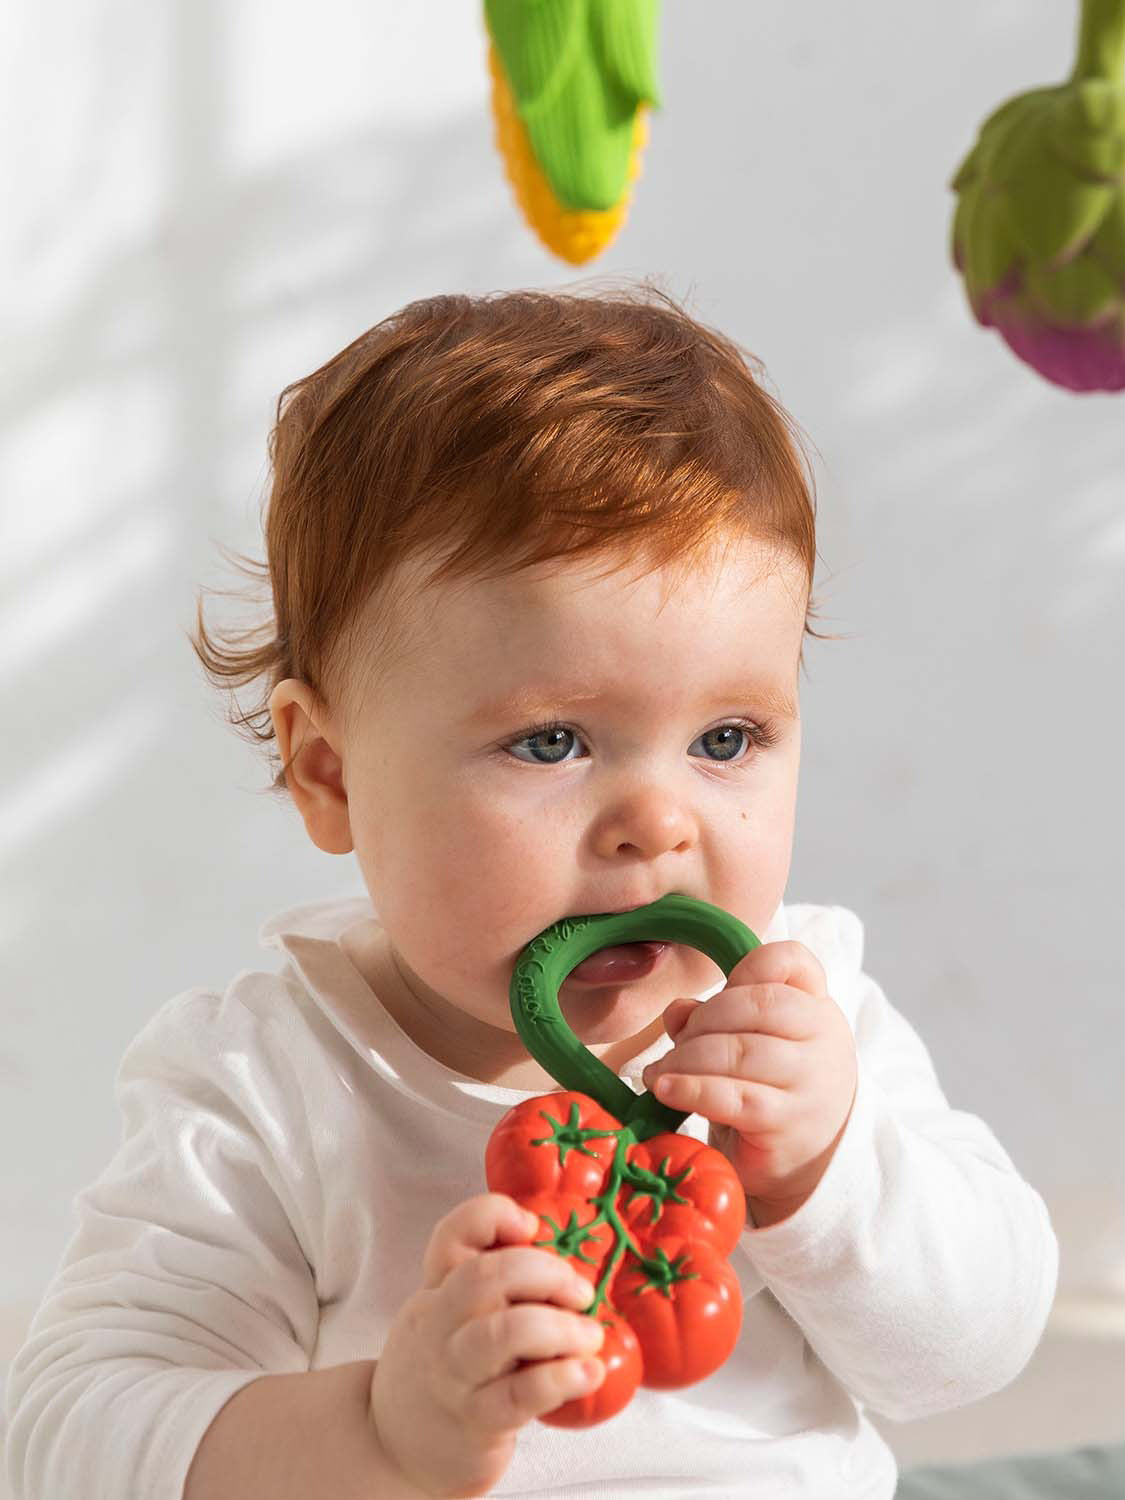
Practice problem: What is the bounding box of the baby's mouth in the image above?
[566,941,668,987]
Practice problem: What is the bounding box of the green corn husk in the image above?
[484,0,662,212]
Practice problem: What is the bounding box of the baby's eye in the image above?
[502,719,778,768]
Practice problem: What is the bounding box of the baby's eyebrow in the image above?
[467,681,799,725]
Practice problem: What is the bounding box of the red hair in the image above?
[190,278,839,797]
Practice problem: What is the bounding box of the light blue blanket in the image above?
[895,1441,1125,1499]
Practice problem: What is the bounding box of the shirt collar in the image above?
[257,891,791,1116]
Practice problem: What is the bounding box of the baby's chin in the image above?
[556,969,674,1048]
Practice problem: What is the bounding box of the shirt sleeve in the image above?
[4,986,321,1500]
[735,905,1059,1424]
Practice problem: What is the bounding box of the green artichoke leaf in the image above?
[975,87,1061,179]
[1049,79,1125,179]
[956,86,1057,192]
[1068,76,1125,134]
[1088,183,1125,262]
[956,182,1022,297]
[1025,246,1121,323]
[979,88,1049,138]
[950,188,971,271]
[982,92,1115,262]
[950,141,982,195]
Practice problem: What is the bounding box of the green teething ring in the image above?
[509,892,760,1144]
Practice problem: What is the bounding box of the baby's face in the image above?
[274,535,806,1086]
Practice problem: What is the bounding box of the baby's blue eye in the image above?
[503,719,778,767]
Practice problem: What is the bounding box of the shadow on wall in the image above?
[1,0,536,892]
[0,0,544,1362]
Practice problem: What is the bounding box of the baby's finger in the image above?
[448,1297,605,1392]
[450,1242,598,1323]
[422,1193,540,1291]
[468,1346,606,1433]
[649,1071,787,1133]
[667,983,821,1046]
[644,1031,797,1095]
[725,939,828,999]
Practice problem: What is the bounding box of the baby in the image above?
[5,282,1058,1500]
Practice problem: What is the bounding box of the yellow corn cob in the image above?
[486,39,650,266]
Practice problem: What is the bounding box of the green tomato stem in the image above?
[531,1107,701,1319]
[1072,0,1125,83]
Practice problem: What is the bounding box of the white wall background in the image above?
[2,0,1123,1481]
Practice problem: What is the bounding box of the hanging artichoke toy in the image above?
[484,892,760,1428]
[950,0,1125,392]
[483,0,662,265]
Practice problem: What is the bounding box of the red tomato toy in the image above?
[486,894,762,1427]
[486,1090,745,1426]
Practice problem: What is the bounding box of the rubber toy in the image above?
[482,0,662,264]
[950,0,1125,391]
[484,891,760,1427]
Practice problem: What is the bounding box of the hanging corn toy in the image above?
[483,0,663,265]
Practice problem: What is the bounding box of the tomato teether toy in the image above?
[485,891,761,1427]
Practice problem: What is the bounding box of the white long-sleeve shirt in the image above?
[4,894,1058,1500]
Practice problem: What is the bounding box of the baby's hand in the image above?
[642,940,858,1224]
[369,1192,605,1498]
